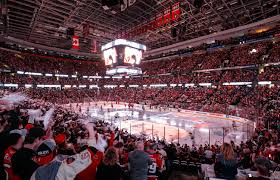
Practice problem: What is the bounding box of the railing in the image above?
[66,101,256,146]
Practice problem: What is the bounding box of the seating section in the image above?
[0,40,280,124]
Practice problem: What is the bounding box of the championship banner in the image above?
[72,36,79,49]
[120,2,181,38]
[172,2,180,21]
[163,8,171,25]
[156,14,164,28]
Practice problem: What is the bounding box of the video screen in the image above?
[103,48,117,66]
[124,46,142,65]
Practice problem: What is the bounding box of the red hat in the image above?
[25,124,34,131]
[36,139,56,165]
[55,134,66,145]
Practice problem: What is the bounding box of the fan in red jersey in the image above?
[3,130,25,180]
[147,144,164,180]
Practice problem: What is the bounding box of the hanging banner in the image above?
[172,2,181,21]
[120,2,181,39]
[72,36,79,49]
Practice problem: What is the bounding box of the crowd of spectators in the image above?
[0,87,279,180]
[0,37,280,179]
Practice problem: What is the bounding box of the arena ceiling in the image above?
[1,0,280,51]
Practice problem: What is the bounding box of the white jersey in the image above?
[30,149,92,180]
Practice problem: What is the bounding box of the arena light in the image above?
[4,84,18,88]
[258,81,272,85]
[112,76,122,79]
[17,71,24,74]
[104,76,111,79]
[82,76,88,78]
[185,83,195,87]
[37,85,61,88]
[119,85,125,87]
[55,74,68,77]
[45,73,53,77]
[89,85,99,89]
[106,67,142,75]
[129,85,139,87]
[150,84,168,87]
[249,48,257,54]
[24,84,32,88]
[71,75,77,78]
[104,85,117,88]
[143,85,148,87]
[79,85,87,88]
[89,76,102,79]
[170,84,177,87]
[64,85,71,88]
[223,82,252,86]
[199,83,212,86]
[25,72,42,76]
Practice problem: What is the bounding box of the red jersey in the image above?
[108,132,115,147]
[3,146,21,180]
[148,153,164,180]
[75,147,103,180]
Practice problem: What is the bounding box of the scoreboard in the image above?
[101,39,146,67]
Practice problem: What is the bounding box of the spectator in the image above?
[128,141,153,180]
[11,127,45,180]
[204,147,214,164]
[31,143,93,180]
[147,144,164,180]
[96,147,122,180]
[214,143,238,180]
[249,157,271,180]
[3,130,25,180]
[35,139,57,166]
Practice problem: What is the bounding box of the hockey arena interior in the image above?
[0,0,280,180]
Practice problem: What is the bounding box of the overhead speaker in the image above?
[182,26,186,33]
[171,28,177,38]
[102,0,119,7]
[67,28,75,36]
[194,0,204,9]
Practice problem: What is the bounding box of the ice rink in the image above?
[68,101,255,146]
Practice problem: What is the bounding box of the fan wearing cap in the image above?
[30,146,98,180]
[36,139,57,166]
[3,130,25,180]
[11,127,45,180]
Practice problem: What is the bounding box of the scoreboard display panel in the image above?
[124,46,142,65]
[102,39,146,66]
[103,48,117,66]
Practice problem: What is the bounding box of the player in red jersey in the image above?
[147,144,164,180]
